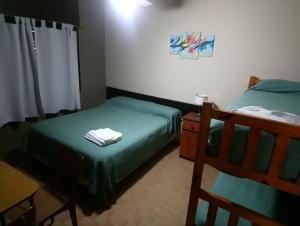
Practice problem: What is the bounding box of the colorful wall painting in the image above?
[180,32,201,60]
[199,33,215,57]
[169,34,183,55]
[169,32,215,59]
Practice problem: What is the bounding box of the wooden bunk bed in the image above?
[186,76,300,226]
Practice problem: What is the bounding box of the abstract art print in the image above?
[199,33,215,57]
[180,32,201,60]
[170,33,184,55]
[170,32,215,59]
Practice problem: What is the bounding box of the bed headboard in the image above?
[248,76,261,89]
[106,86,199,115]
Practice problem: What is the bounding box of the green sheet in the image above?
[23,97,181,203]
[195,173,300,226]
[208,89,300,179]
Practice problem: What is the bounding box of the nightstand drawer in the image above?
[182,120,200,132]
[180,130,198,160]
[180,112,200,161]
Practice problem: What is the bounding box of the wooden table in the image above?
[0,161,39,225]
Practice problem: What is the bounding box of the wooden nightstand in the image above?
[180,112,200,160]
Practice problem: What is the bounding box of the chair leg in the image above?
[69,204,78,226]
[0,215,6,226]
[38,212,62,226]
[50,217,54,225]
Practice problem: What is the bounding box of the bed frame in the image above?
[106,86,199,114]
[186,76,300,226]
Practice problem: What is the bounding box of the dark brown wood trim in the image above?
[106,86,199,115]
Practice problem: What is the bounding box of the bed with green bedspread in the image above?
[23,96,181,203]
[208,80,300,180]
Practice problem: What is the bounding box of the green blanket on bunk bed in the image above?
[208,80,300,180]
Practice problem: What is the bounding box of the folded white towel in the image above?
[235,106,300,125]
[85,128,122,147]
[89,128,122,141]
[85,133,119,146]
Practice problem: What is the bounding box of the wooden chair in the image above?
[186,101,300,226]
[34,144,84,226]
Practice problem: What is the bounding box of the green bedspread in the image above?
[24,97,181,203]
[195,172,300,226]
[208,88,300,180]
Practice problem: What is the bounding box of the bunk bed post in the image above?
[248,76,261,89]
[186,102,213,226]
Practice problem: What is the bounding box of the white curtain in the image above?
[0,15,81,127]
[0,15,42,127]
[34,21,81,113]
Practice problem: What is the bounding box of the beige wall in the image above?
[105,0,300,107]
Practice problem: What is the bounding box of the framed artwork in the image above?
[180,32,201,60]
[170,32,215,59]
[199,33,215,57]
[170,33,183,55]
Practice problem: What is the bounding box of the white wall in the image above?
[106,0,300,107]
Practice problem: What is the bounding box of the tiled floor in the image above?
[5,144,219,226]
